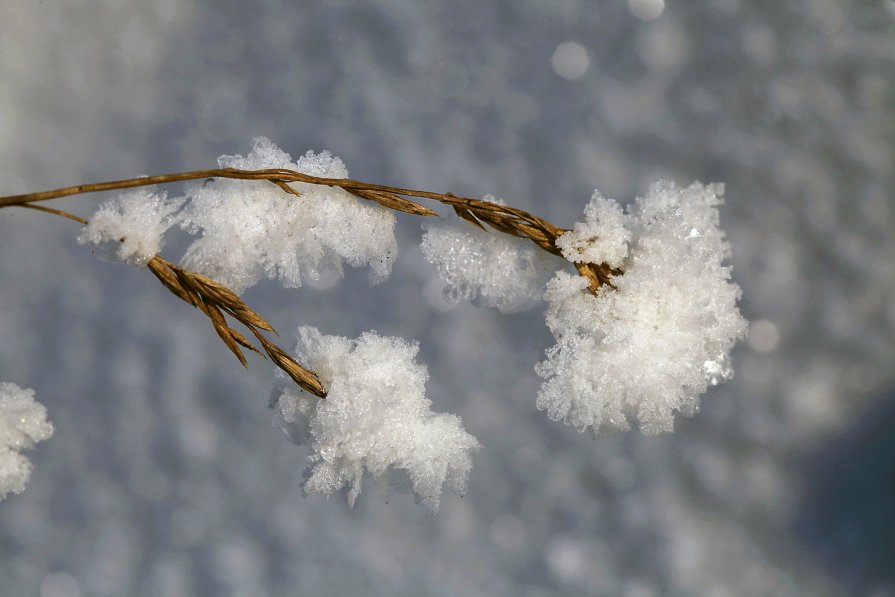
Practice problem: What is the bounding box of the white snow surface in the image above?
[537,181,747,435]
[0,383,53,500]
[78,187,183,266]
[420,196,555,312]
[178,137,397,293]
[272,326,479,512]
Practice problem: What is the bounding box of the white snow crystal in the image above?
[178,137,397,293]
[0,383,54,500]
[420,196,555,313]
[537,180,747,435]
[78,187,183,266]
[272,326,479,512]
[555,191,630,268]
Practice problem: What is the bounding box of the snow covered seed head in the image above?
[78,187,183,266]
[420,196,555,313]
[555,191,630,269]
[273,326,479,512]
[537,181,747,435]
[0,383,54,500]
[178,137,397,294]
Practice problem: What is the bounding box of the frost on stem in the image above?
[272,327,479,512]
[178,137,397,293]
[78,187,183,266]
[555,191,630,269]
[537,181,747,435]
[0,383,53,500]
[420,196,554,313]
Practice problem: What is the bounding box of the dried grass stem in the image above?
[0,168,615,289]
[0,166,623,394]
[146,256,327,397]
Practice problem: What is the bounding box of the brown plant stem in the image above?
[18,203,88,225]
[0,167,618,290]
[5,201,327,397]
[0,166,624,397]
[146,256,327,397]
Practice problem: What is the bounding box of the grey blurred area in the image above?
[1,0,893,595]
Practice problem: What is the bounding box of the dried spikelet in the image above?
[227,326,263,355]
[147,256,194,304]
[347,188,437,217]
[452,205,486,230]
[226,306,275,333]
[270,179,302,197]
[206,303,249,367]
[252,332,327,397]
[146,255,324,396]
[574,261,621,292]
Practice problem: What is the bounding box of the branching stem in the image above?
[0,168,620,288]
[0,167,622,396]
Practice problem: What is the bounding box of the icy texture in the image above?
[272,326,479,512]
[0,383,53,500]
[420,196,554,312]
[537,181,747,435]
[178,137,396,293]
[555,191,630,268]
[78,187,183,266]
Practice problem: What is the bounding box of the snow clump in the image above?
[555,191,630,268]
[272,326,479,512]
[0,383,54,500]
[78,187,183,266]
[178,137,397,293]
[420,196,555,312]
[537,181,747,435]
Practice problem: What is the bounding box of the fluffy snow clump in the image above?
[537,181,747,435]
[0,383,54,500]
[79,187,183,266]
[555,191,630,268]
[178,137,397,293]
[272,326,479,511]
[420,196,555,312]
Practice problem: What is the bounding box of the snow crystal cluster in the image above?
[537,181,747,435]
[0,383,53,500]
[79,138,397,294]
[272,327,479,511]
[420,196,554,312]
[179,138,396,293]
[555,191,630,268]
[78,187,182,266]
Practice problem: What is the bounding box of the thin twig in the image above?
[18,204,88,225]
[0,167,603,284]
[5,201,328,396]
[0,166,625,394]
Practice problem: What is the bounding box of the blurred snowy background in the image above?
[1,0,894,595]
